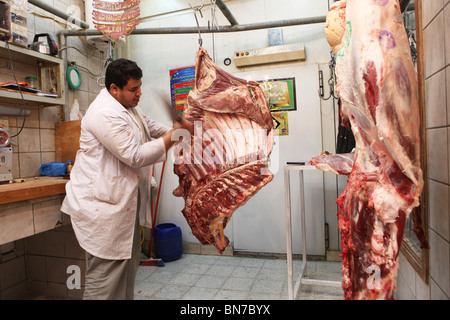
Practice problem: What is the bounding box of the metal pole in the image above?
[58,16,326,37]
[58,32,70,121]
[28,0,90,29]
[284,166,294,300]
[215,0,239,26]
[300,169,307,274]
[284,165,342,300]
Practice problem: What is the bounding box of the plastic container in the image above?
[39,161,67,176]
[154,223,183,262]
[25,76,38,89]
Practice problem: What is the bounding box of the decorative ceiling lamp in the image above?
[92,0,140,42]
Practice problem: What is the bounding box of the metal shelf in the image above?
[0,40,62,66]
[0,40,65,107]
[0,88,65,106]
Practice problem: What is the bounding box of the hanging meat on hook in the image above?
[173,48,274,254]
[311,0,428,299]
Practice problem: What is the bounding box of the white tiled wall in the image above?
[397,0,450,300]
[0,196,86,299]
[6,106,60,178]
[0,0,106,179]
[26,218,86,300]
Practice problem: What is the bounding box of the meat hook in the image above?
[189,0,205,47]
[209,0,218,31]
[318,70,337,101]
[318,51,339,101]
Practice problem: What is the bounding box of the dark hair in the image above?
[105,58,143,90]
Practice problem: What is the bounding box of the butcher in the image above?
[61,58,193,300]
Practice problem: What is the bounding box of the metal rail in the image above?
[216,0,239,26]
[57,16,326,37]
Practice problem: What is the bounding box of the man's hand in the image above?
[162,116,194,151]
[173,116,194,136]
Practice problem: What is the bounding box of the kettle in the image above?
[30,33,58,56]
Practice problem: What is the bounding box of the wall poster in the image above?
[271,111,289,136]
[258,77,297,112]
[169,66,195,115]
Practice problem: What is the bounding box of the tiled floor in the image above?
[134,253,343,300]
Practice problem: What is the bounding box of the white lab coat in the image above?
[61,88,170,260]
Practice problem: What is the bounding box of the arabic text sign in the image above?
[93,0,140,41]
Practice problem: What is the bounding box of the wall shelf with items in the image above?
[0,40,65,107]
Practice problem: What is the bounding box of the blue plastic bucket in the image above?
[154,223,183,262]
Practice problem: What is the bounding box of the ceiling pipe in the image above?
[215,0,239,26]
[58,15,326,37]
[28,0,90,29]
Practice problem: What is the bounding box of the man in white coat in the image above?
[61,59,193,299]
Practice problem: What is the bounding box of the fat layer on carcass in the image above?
[173,48,274,254]
[310,0,427,299]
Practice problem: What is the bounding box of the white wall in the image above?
[233,65,324,255]
[118,0,342,254]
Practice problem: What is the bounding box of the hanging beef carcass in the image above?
[173,48,274,254]
[311,0,428,299]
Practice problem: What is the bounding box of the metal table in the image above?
[284,163,341,300]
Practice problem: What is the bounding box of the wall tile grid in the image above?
[7,107,60,178]
[0,195,87,299]
[397,0,450,300]
[1,0,106,179]
[0,239,26,299]
[25,216,86,300]
[0,214,85,299]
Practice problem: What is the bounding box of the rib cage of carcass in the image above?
[173,48,274,254]
[310,0,428,300]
